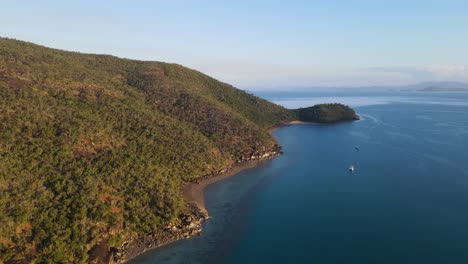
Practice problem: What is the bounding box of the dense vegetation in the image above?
[294,103,359,123]
[0,38,295,263]
[0,38,358,263]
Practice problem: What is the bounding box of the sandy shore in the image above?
[182,120,309,216]
[115,158,277,263]
[115,122,292,263]
[269,120,312,133]
[181,159,269,216]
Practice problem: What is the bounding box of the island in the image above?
[0,38,358,264]
[419,87,468,92]
[294,103,360,123]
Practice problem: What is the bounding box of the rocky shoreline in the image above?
[106,120,358,263]
[109,145,283,263]
[110,203,207,263]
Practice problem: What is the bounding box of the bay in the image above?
[132,91,468,264]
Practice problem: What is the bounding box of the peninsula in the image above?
[0,38,358,263]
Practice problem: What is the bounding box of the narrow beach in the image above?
[182,121,308,216]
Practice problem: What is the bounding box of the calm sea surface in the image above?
[132,91,468,264]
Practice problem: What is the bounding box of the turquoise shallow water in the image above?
[132,92,468,264]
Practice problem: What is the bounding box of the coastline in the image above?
[181,159,271,216]
[184,120,313,215]
[114,155,281,263]
[269,120,311,133]
[112,119,350,263]
[112,122,292,263]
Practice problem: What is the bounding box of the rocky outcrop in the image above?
[109,145,282,263]
[237,144,282,163]
[191,145,282,183]
[111,203,207,263]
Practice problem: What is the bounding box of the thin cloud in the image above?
[363,65,468,82]
[193,62,468,89]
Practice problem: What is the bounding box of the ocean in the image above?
[131,91,468,264]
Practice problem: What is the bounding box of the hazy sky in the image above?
[2,0,468,89]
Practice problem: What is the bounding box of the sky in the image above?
[1,0,468,89]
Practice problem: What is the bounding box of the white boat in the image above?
[349,165,354,172]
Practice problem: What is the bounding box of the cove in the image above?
[132,99,468,264]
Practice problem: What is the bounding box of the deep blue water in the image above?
[132,92,468,264]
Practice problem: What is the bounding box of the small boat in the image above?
[349,165,355,172]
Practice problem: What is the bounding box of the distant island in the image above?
[0,38,358,264]
[294,103,359,123]
[404,81,468,92]
[419,86,468,92]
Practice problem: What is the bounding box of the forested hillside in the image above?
[0,38,295,263]
[0,38,359,263]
